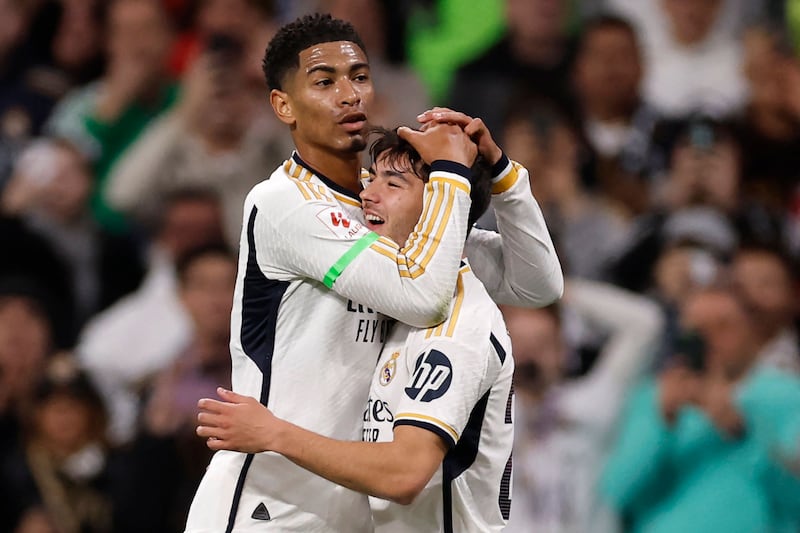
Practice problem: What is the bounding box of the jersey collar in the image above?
[292,152,363,203]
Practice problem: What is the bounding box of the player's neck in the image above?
[295,145,362,194]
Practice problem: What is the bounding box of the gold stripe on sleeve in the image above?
[445,272,465,338]
[395,413,459,442]
[413,184,457,274]
[491,162,519,194]
[408,180,446,264]
[431,176,470,195]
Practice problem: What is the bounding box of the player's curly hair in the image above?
[368,128,492,234]
[262,13,367,91]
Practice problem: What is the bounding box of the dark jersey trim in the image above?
[490,153,510,177]
[292,152,362,202]
[441,390,490,532]
[430,160,471,180]
[395,419,457,449]
[490,333,506,364]
[225,207,288,532]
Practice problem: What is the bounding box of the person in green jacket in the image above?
[46,0,178,233]
[601,286,800,533]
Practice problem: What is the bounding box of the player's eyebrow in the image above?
[381,169,409,182]
[307,62,369,76]
[306,65,337,76]
[349,62,370,73]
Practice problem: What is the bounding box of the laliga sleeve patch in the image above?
[405,349,452,402]
[315,206,367,239]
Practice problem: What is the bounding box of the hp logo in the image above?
[405,349,452,402]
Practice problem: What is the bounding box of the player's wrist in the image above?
[429,160,472,190]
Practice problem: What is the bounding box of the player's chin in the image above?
[345,135,367,153]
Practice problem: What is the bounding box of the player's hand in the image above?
[197,387,283,454]
[417,107,503,166]
[398,123,477,168]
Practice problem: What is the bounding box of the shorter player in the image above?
[197,126,515,532]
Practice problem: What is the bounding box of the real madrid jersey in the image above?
[185,153,473,533]
[364,262,515,533]
[186,153,560,533]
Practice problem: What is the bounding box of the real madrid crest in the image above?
[379,352,400,386]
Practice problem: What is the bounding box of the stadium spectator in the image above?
[490,98,633,280]
[1,138,145,339]
[607,0,749,118]
[601,287,800,533]
[736,26,800,232]
[114,244,235,533]
[45,0,178,233]
[77,189,225,444]
[0,356,112,533]
[731,245,800,373]
[503,280,663,533]
[449,0,576,134]
[571,13,660,214]
[105,32,289,246]
[0,281,55,463]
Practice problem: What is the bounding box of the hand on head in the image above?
[417,108,503,166]
[397,122,478,168]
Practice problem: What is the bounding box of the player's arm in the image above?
[197,388,446,505]
[418,109,563,307]
[256,124,475,328]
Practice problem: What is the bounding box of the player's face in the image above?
[360,153,425,245]
[274,41,373,154]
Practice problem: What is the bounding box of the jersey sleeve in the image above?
[251,161,472,328]
[391,338,500,449]
[465,155,564,307]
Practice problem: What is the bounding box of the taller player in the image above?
[197,127,516,532]
[185,13,562,533]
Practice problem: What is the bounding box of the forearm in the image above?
[570,279,663,383]
[271,421,434,504]
[333,164,472,327]
[466,157,563,306]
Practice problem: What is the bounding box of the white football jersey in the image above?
[364,263,515,533]
[185,153,473,533]
[186,153,560,533]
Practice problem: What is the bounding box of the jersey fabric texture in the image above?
[365,263,515,533]
[184,153,472,533]
[185,153,561,532]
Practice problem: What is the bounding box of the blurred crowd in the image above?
[0,0,799,532]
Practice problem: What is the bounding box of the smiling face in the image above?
[360,152,426,245]
[270,41,373,156]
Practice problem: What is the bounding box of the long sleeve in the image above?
[252,160,472,328]
[465,155,563,307]
[104,111,186,213]
[600,381,673,516]
[570,279,663,389]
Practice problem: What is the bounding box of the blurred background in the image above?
[0,1,799,532]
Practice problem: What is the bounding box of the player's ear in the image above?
[270,89,295,126]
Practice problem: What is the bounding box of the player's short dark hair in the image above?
[262,13,367,91]
[368,127,492,234]
[369,127,431,182]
